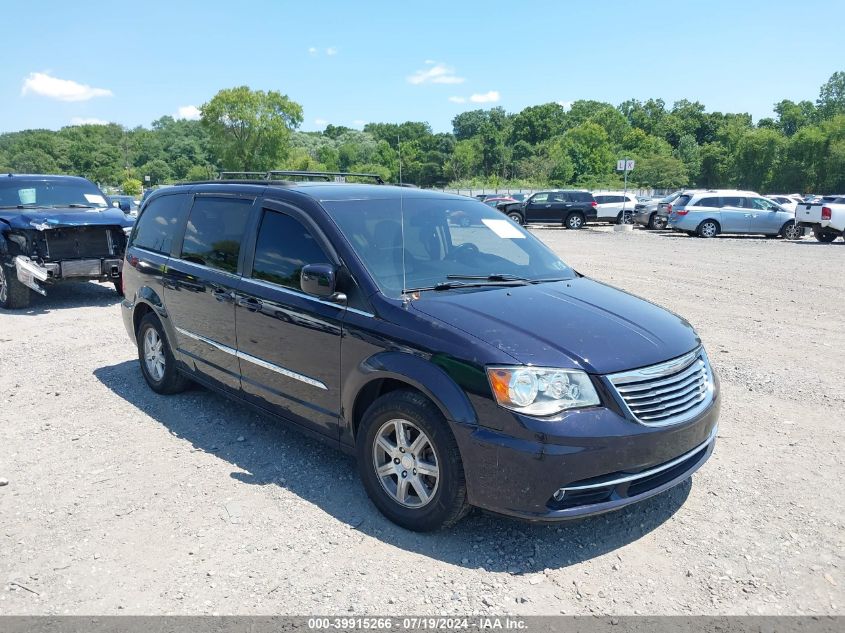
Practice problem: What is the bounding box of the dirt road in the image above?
[1,226,842,615]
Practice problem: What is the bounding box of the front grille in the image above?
[607,347,714,426]
[43,227,114,260]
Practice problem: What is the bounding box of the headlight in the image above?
[486,366,600,416]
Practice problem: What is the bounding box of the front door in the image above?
[748,197,785,234]
[523,193,554,222]
[164,195,255,392]
[235,202,345,437]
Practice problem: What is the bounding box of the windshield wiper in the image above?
[54,204,95,208]
[0,204,37,209]
[446,273,532,283]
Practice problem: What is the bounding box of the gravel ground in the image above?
[0,226,842,616]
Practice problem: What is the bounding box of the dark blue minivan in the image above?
[120,175,719,531]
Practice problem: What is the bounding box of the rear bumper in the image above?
[14,255,122,295]
[452,391,719,521]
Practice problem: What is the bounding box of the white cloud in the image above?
[470,90,500,103]
[22,72,112,102]
[314,118,329,128]
[352,119,367,128]
[70,117,109,126]
[448,96,467,104]
[557,100,573,111]
[325,47,338,56]
[407,62,464,85]
[175,105,201,120]
[308,47,318,55]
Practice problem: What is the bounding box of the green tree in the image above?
[817,71,845,120]
[140,158,173,185]
[631,155,689,189]
[121,178,143,196]
[733,128,786,191]
[200,86,303,170]
[510,103,567,145]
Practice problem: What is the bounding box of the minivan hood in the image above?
[411,277,700,374]
[0,207,133,230]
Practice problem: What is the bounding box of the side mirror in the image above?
[301,263,341,300]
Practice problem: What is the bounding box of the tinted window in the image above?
[569,191,594,202]
[697,197,721,208]
[549,192,568,202]
[180,197,252,273]
[594,195,608,204]
[674,195,692,207]
[131,194,185,254]
[721,196,745,208]
[252,210,329,289]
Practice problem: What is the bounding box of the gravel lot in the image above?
[1,226,843,616]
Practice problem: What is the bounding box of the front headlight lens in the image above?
[487,366,600,416]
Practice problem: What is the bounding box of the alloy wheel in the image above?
[567,215,583,229]
[372,418,440,508]
[700,222,718,238]
[143,327,166,382]
[784,223,802,240]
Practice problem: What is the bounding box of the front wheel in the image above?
[813,228,838,243]
[507,212,523,225]
[0,262,31,310]
[357,390,469,531]
[565,213,585,230]
[781,222,803,240]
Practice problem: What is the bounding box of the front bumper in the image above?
[14,256,122,295]
[452,391,719,521]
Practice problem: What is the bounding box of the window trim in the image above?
[172,193,259,274]
[129,192,191,256]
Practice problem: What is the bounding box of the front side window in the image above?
[750,198,779,211]
[322,197,574,298]
[251,210,329,289]
[529,193,549,204]
[180,197,252,273]
[131,194,185,254]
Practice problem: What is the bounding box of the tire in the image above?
[616,211,633,225]
[507,212,523,225]
[136,312,191,394]
[813,228,837,243]
[697,220,719,238]
[565,213,585,230]
[648,213,667,230]
[781,221,803,240]
[0,262,31,310]
[356,390,469,532]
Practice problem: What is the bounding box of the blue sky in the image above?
[2,0,843,134]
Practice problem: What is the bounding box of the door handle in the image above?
[211,288,235,302]
[545,204,551,208]
[236,296,263,312]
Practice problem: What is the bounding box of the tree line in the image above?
[1,72,843,194]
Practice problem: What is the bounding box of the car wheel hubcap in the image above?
[372,418,439,508]
[786,225,799,239]
[508,214,521,223]
[570,217,582,228]
[703,223,716,237]
[143,327,166,382]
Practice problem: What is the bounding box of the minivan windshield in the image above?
[0,178,109,209]
[322,196,575,298]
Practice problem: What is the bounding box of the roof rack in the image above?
[217,170,385,185]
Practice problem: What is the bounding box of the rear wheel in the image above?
[136,312,191,394]
[507,212,523,225]
[813,228,838,243]
[647,213,666,230]
[357,390,469,531]
[565,213,585,230]
[0,262,31,310]
[697,220,719,238]
[616,211,633,225]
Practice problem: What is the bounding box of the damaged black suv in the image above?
[0,174,134,309]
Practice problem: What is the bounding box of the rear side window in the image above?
[721,196,745,208]
[569,191,594,202]
[697,197,721,208]
[131,194,185,254]
[674,195,692,207]
[180,197,252,273]
[594,195,608,204]
[251,210,329,289]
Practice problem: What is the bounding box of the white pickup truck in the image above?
[795,195,845,242]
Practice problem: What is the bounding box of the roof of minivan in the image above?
[162,181,468,203]
[683,189,758,196]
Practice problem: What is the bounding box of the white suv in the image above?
[593,191,639,223]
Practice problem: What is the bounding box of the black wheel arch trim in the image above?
[342,351,479,446]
